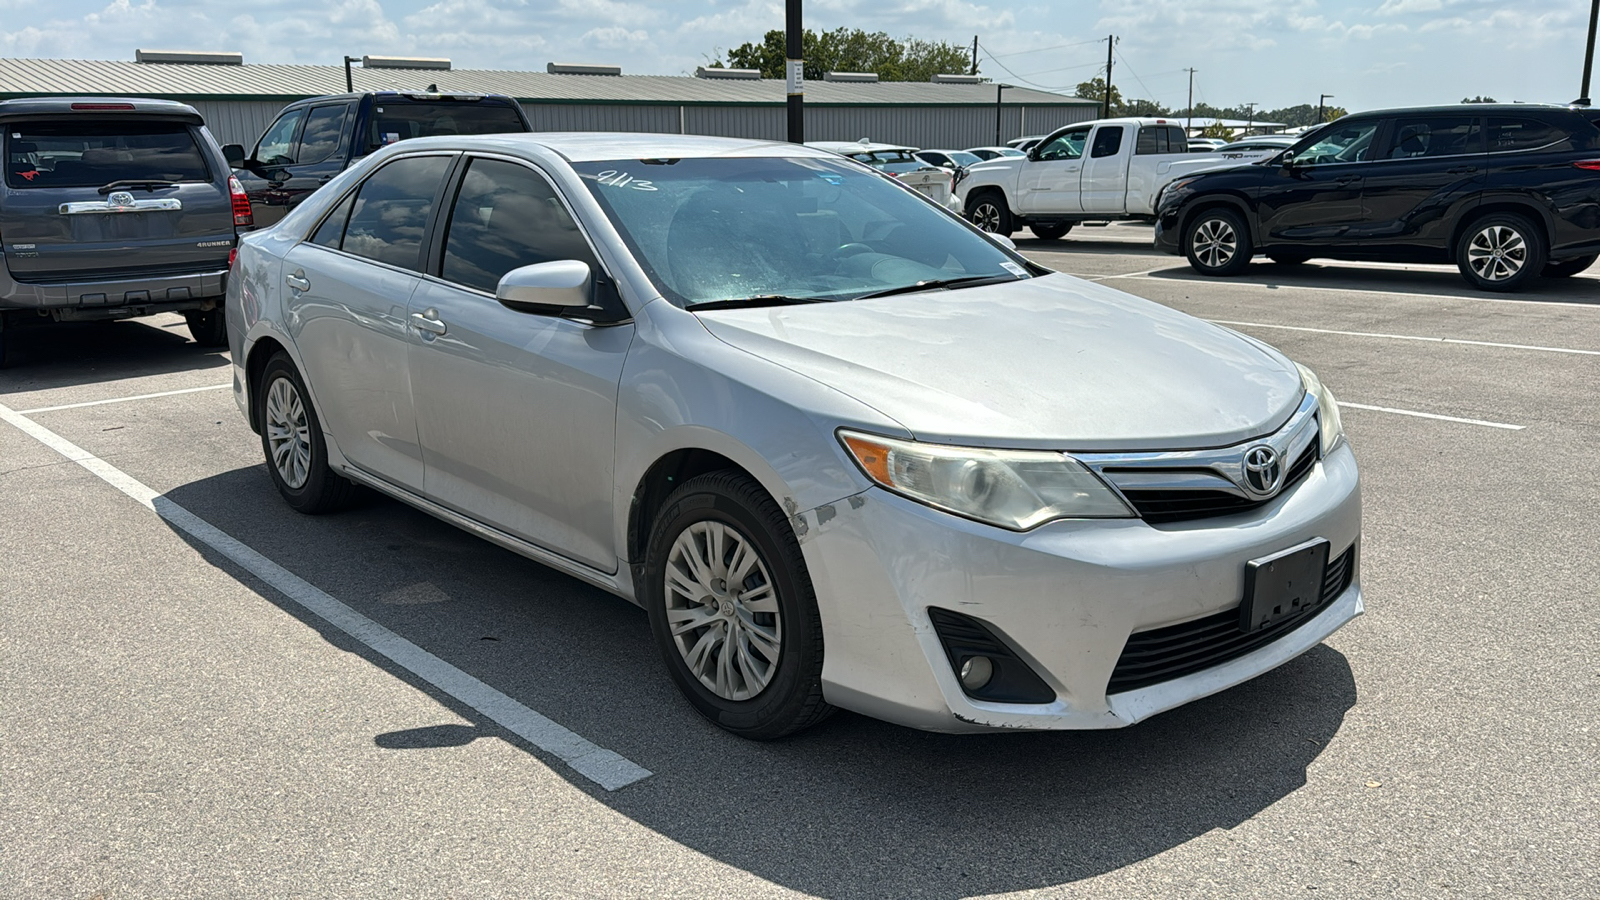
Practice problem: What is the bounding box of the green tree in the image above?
[1119,98,1172,117]
[719,28,971,82]
[1075,77,1123,112]
[1461,95,1497,103]
[1199,122,1236,140]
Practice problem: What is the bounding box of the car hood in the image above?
[694,274,1304,451]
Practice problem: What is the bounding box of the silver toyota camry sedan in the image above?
[226,133,1361,739]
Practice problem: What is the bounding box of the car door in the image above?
[1353,113,1486,251]
[281,152,456,490]
[407,155,634,571]
[1080,125,1128,213]
[1254,118,1383,246]
[240,103,353,227]
[1017,126,1088,214]
[235,107,305,226]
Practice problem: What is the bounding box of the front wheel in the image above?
[1184,208,1253,276]
[1456,213,1545,292]
[1542,254,1597,278]
[965,192,1014,237]
[644,470,831,740]
[1030,222,1072,241]
[184,308,228,347]
[256,353,359,514]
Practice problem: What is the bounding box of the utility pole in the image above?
[1318,93,1335,124]
[1185,67,1197,132]
[343,55,360,93]
[1103,35,1115,119]
[1582,0,1599,104]
[785,0,803,143]
[1244,101,1257,135]
[971,35,979,76]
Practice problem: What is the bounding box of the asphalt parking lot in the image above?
[2,226,1595,899]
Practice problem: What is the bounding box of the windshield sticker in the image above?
[1000,261,1028,276]
[592,170,658,191]
[816,173,843,185]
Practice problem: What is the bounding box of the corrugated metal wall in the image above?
[520,103,678,134]
[188,99,286,148]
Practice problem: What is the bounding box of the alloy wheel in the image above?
[264,376,313,489]
[1466,225,1526,282]
[663,520,782,701]
[971,201,1002,232]
[1193,218,1238,268]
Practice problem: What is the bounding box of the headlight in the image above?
[838,430,1132,531]
[1296,363,1345,455]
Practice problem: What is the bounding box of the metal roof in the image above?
[0,58,1095,107]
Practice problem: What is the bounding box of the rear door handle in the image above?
[284,270,310,292]
[410,309,447,336]
[1447,165,1479,174]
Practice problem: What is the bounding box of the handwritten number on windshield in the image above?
[595,170,658,191]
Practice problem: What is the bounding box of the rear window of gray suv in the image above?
[5,120,211,189]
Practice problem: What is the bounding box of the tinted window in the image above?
[1488,117,1566,153]
[310,192,355,248]
[1091,127,1124,158]
[366,101,527,152]
[297,105,349,165]
[5,120,211,189]
[441,158,598,294]
[341,155,451,270]
[1037,129,1088,161]
[1385,115,1482,159]
[255,109,304,165]
[1136,125,1185,154]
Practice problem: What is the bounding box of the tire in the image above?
[1542,253,1598,278]
[1455,212,1546,292]
[255,352,359,514]
[1030,222,1072,241]
[1267,252,1309,265]
[644,470,832,740]
[185,308,228,347]
[1184,207,1253,276]
[965,191,1014,237]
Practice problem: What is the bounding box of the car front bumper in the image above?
[1153,215,1182,255]
[801,441,1361,733]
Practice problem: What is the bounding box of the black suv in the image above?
[2,97,249,364]
[228,91,532,226]
[1154,104,1600,291]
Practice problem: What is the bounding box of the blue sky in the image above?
[0,0,1589,112]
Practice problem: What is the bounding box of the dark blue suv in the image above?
[1154,104,1600,291]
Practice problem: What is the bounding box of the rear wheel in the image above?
[1184,208,1253,276]
[1456,213,1545,292]
[256,353,359,514]
[644,470,831,740]
[1030,222,1072,241]
[185,308,227,347]
[1542,254,1597,278]
[965,191,1014,237]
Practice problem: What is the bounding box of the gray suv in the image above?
[1,97,249,365]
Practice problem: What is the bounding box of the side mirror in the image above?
[988,233,1017,251]
[222,144,247,168]
[496,260,592,314]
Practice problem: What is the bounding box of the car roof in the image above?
[0,96,203,123]
[282,90,521,106]
[388,132,845,163]
[806,141,918,154]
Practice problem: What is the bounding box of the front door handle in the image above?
[1334,176,1359,185]
[284,270,310,292]
[410,309,447,336]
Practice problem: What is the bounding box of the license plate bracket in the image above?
[1240,538,1330,632]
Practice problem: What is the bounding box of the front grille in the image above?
[1114,442,1318,525]
[1106,544,1355,695]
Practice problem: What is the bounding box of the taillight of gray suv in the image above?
[1,97,248,366]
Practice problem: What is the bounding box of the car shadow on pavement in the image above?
[0,315,227,391]
[1013,235,1169,257]
[1144,261,1600,305]
[160,467,1358,898]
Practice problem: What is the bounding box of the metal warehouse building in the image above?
[0,52,1098,150]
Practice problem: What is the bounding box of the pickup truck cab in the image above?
[226,91,532,226]
[957,117,1274,239]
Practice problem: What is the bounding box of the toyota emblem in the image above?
[107,191,136,209]
[1242,445,1283,496]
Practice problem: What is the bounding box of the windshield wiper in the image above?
[97,179,179,194]
[853,273,1023,301]
[685,294,833,312]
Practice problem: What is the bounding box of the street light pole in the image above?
[1319,93,1335,124]
[343,55,360,93]
[1185,67,1196,133]
[1582,0,1599,104]
[785,0,804,143]
[995,83,1010,144]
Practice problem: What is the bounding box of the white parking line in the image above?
[0,401,653,792]
[18,383,233,414]
[1210,320,1600,356]
[1338,402,1524,430]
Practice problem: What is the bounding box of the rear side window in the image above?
[440,158,599,294]
[1091,126,1124,158]
[339,155,452,271]
[1136,125,1187,155]
[1385,115,1483,158]
[366,101,527,152]
[310,192,355,248]
[5,120,211,189]
[297,105,349,165]
[1488,117,1567,153]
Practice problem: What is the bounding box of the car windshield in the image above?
[571,156,1029,308]
[945,151,982,167]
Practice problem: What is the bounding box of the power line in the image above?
[976,43,1094,92]
[985,38,1106,59]
[1114,47,1161,106]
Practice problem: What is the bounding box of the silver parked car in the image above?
[227,133,1362,739]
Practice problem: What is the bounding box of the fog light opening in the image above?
[959,655,994,690]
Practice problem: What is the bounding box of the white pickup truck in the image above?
[955,117,1274,239]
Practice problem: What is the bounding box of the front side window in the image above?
[440,158,599,293]
[573,156,1030,308]
[4,120,211,189]
[1091,126,1124,159]
[1385,115,1483,159]
[1487,117,1566,154]
[255,109,305,166]
[340,155,452,271]
[297,105,350,165]
[1287,119,1381,165]
[1036,129,1088,161]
